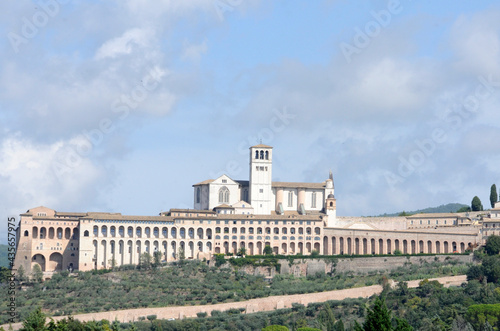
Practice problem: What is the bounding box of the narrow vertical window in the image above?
[288,191,293,207]
[196,187,201,203]
[311,192,316,208]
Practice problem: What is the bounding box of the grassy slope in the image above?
[378,202,469,217]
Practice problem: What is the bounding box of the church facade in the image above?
[13,144,484,275]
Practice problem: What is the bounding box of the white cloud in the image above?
[182,39,208,63]
[95,28,156,60]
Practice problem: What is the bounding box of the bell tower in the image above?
[249,144,273,215]
[325,171,337,227]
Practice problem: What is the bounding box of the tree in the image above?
[17,265,26,283]
[237,247,246,257]
[263,245,273,255]
[139,253,152,270]
[362,297,392,331]
[262,326,289,331]
[32,264,43,283]
[20,308,46,331]
[485,235,500,255]
[490,184,498,208]
[153,251,162,269]
[472,196,483,212]
[457,206,472,213]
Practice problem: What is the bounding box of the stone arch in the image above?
[290,242,295,254]
[248,242,254,255]
[119,226,125,237]
[136,227,142,238]
[411,240,416,254]
[231,241,237,254]
[355,238,360,255]
[339,237,344,254]
[371,238,376,254]
[436,241,441,254]
[206,228,212,239]
[24,230,29,237]
[171,227,177,238]
[331,237,336,254]
[197,228,204,239]
[32,254,46,272]
[444,241,449,253]
[180,227,186,239]
[395,239,400,252]
[427,240,432,253]
[298,242,304,254]
[188,241,194,258]
[257,242,263,255]
[223,241,229,254]
[40,227,47,239]
[110,226,116,238]
[403,240,408,254]
[347,237,352,254]
[460,242,465,253]
[323,236,329,255]
[33,227,38,239]
[65,228,71,239]
[379,239,384,254]
[387,239,392,254]
[49,252,63,271]
[306,242,312,254]
[363,238,368,255]
[162,227,168,238]
[144,227,151,238]
[313,242,320,253]
[282,242,287,254]
[101,226,107,238]
[49,227,55,239]
[188,227,195,239]
[419,240,424,253]
[127,226,133,237]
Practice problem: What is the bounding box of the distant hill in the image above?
[0,244,9,268]
[378,203,469,217]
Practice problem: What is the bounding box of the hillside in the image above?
[0,244,9,268]
[378,203,469,217]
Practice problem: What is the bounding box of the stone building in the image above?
[13,144,484,275]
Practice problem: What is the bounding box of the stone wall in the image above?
[272,254,473,277]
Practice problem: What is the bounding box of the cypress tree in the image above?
[490,184,498,208]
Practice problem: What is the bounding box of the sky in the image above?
[2,0,500,243]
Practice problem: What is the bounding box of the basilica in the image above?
[14,144,485,274]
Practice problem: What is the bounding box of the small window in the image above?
[24,230,29,237]
[222,179,227,183]
[259,189,264,193]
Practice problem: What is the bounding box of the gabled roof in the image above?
[193,179,214,186]
[214,204,233,209]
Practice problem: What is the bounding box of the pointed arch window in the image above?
[219,186,230,204]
